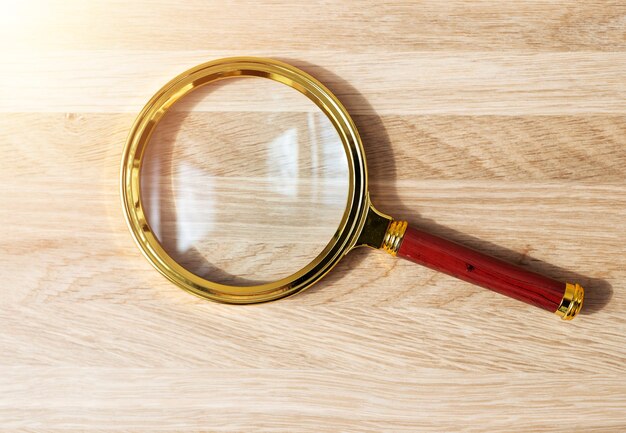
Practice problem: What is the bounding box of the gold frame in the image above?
[121,57,384,303]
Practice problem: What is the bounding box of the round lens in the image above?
[140,76,350,286]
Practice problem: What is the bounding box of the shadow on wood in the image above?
[284,57,612,316]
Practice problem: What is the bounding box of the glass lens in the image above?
[140,76,350,286]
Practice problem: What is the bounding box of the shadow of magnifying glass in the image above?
[281,58,612,315]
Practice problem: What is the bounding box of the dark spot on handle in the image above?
[466,264,475,272]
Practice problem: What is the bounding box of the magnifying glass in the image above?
[121,57,583,320]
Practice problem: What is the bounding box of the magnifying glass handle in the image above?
[385,222,584,320]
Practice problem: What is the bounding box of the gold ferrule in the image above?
[382,220,408,256]
[555,283,584,320]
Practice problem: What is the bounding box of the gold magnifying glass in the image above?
[121,57,583,319]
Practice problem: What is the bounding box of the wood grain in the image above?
[2,1,625,52]
[4,51,626,114]
[1,1,626,432]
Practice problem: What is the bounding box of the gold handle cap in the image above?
[555,283,584,320]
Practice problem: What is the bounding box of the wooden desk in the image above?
[1,1,625,431]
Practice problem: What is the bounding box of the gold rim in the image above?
[120,57,369,303]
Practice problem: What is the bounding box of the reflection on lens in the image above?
[140,77,350,286]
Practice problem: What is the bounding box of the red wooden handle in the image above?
[396,225,583,317]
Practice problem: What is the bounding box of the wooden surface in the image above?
[1,1,626,431]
